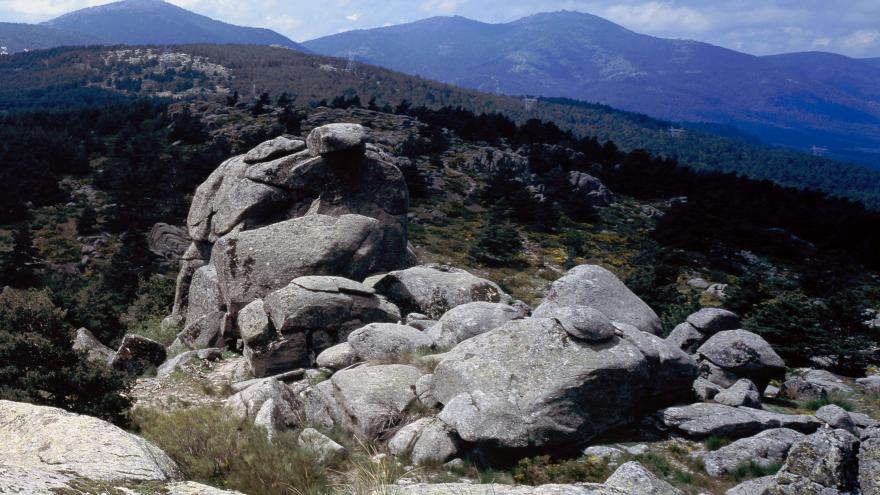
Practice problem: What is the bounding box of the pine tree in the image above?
[469,206,523,266]
[77,205,98,236]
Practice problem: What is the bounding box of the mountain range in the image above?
[0,23,103,53]
[304,12,880,169]
[2,3,880,169]
[1,0,306,52]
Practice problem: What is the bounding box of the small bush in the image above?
[704,436,730,451]
[805,395,854,412]
[732,461,782,482]
[513,455,612,485]
[132,406,328,495]
[120,274,176,345]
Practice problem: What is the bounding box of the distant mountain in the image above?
[0,23,104,53]
[37,0,306,51]
[305,11,880,169]
[864,58,880,69]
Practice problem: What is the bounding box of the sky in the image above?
[2,0,879,58]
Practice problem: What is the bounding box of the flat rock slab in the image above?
[658,402,820,439]
[0,400,180,483]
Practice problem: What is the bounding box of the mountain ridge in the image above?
[2,0,307,53]
[0,22,105,53]
[304,11,880,169]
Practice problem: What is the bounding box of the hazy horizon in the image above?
[1,0,879,58]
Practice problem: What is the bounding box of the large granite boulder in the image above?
[779,368,853,402]
[715,379,762,408]
[0,400,180,485]
[535,265,662,334]
[243,136,305,164]
[697,329,786,392]
[348,323,432,362]
[703,428,805,476]
[148,223,192,261]
[604,461,682,495]
[72,327,114,364]
[568,171,615,207]
[388,417,460,465]
[328,364,422,437]
[666,308,740,354]
[110,334,167,376]
[372,264,514,319]
[533,304,618,342]
[762,426,860,494]
[224,378,300,431]
[432,318,694,452]
[860,427,880,495]
[244,276,400,376]
[213,214,401,311]
[306,123,366,156]
[429,301,525,348]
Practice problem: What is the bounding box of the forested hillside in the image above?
[2,45,880,208]
[2,53,880,492]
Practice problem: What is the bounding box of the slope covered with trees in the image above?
[3,44,879,208]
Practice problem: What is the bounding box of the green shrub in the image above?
[513,455,611,485]
[469,210,524,267]
[732,461,782,482]
[120,274,176,345]
[133,406,328,495]
[0,288,131,423]
[805,395,854,412]
[704,436,730,451]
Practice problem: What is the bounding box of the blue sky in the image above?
[2,0,879,57]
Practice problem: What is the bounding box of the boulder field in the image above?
[18,123,880,494]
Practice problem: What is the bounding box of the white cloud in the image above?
[346,12,361,21]
[601,1,711,34]
[843,29,880,49]
[419,0,466,14]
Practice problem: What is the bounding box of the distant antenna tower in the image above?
[252,82,257,99]
[523,97,538,112]
[811,145,828,157]
[667,127,685,138]
[345,53,357,72]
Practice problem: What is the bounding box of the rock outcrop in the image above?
[243,276,400,376]
[169,123,411,358]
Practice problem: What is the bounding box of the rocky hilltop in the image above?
[3,122,880,494]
